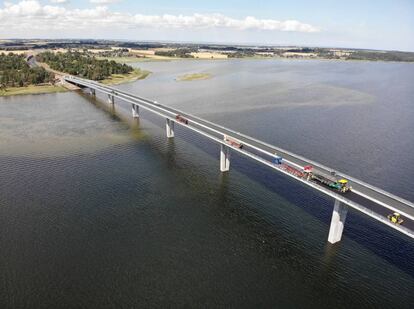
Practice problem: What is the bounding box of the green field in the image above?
[0,85,67,97]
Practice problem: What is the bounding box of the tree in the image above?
[35,51,134,81]
[0,53,54,87]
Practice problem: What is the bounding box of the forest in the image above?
[346,50,414,62]
[36,51,134,80]
[0,53,55,88]
[154,48,195,58]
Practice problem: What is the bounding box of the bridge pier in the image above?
[166,119,174,138]
[89,88,96,96]
[328,199,348,244]
[220,144,230,172]
[108,94,114,105]
[132,104,139,118]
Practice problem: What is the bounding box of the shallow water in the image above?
[0,59,413,308]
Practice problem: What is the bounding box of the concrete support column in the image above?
[132,104,139,118]
[108,94,114,105]
[166,119,174,138]
[90,88,96,96]
[220,144,230,172]
[328,199,348,244]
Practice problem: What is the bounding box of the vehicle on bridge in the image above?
[281,164,304,178]
[272,155,304,177]
[176,114,189,124]
[388,212,404,225]
[312,174,351,193]
[273,155,283,165]
[303,166,351,193]
[303,165,313,180]
[224,135,243,149]
[64,75,414,244]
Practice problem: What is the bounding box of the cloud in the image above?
[0,1,320,34]
[90,0,120,3]
[50,0,68,3]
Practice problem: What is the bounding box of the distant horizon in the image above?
[1,0,413,52]
[2,37,414,53]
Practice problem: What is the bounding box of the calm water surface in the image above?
[0,59,413,308]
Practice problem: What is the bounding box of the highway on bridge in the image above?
[65,75,414,243]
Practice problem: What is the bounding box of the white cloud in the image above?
[90,0,120,3]
[0,1,320,34]
[50,0,68,4]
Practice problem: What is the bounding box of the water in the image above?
[0,59,413,308]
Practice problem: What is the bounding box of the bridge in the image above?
[65,75,414,244]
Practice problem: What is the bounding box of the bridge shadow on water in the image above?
[85,92,414,279]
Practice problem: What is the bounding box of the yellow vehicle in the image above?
[310,172,351,193]
[337,178,351,193]
[387,212,404,225]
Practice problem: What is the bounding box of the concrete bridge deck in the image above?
[65,75,414,244]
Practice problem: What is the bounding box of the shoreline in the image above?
[0,85,67,97]
[101,69,151,85]
[102,55,414,64]
[1,68,151,97]
[2,55,411,98]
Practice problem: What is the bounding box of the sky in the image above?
[0,0,413,51]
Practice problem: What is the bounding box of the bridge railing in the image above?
[65,76,414,211]
[65,75,414,244]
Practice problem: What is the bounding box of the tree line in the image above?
[154,48,195,58]
[36,51,134,80]
[0,53,55,89]
[347,50,414,62]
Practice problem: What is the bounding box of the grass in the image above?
[176,73,212,81]
[0,84,67,97]
[101,69,151,85]
[0,69,150,97]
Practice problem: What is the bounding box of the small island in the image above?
[176,73,212,81]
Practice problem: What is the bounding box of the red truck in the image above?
[281,164,304,178]
[224,135,244,149]
[175,114,189,124]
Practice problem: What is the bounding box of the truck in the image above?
[224,135,243,149]
[311,171,351,193]
[175,114,189,124]
[281,164,304,178]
